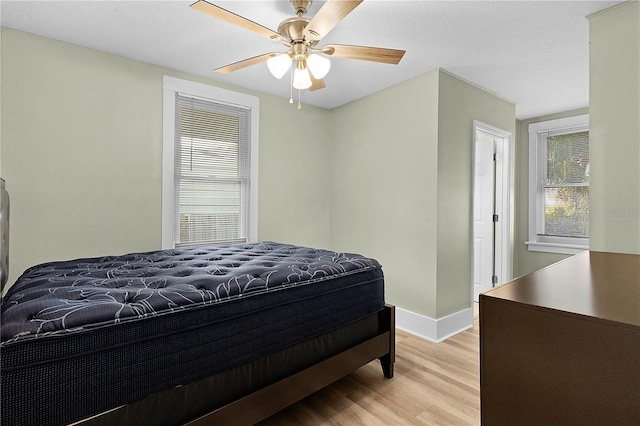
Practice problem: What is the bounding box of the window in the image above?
[162,76,259,249]
[526,114,589,254]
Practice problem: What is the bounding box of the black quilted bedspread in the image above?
[1,241,382,344]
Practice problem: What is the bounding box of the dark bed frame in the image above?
[74,304,395,426]
[189,304,395,425]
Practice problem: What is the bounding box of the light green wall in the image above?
[513,108,588,277]
[257,96,332,246]
[588,1,640,254]
[435,70,515,317]
[1,27,163,285]
[0,27,332,288]
[329,69,515,319]
[329,70,441,317]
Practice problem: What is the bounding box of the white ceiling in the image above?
[0,0,622,119]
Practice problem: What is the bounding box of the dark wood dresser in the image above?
[480,251,640,425]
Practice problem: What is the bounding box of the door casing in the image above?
[472,120,512,302]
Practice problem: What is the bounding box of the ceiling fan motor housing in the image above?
[278,17,311,43]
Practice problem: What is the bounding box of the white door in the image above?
[472,121,511,302]
[473,132,496,301]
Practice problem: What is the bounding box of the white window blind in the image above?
[541,130,589,239]
[174,94,251,246]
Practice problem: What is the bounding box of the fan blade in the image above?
[303,0,363,41]
[215,53,278,74]
[322,44,405,65]
[190,0,283,42]
[309,75,326,92]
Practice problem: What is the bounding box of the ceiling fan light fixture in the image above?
[267,53,292,79]
[306,53,331,79]
[293,61,312,89]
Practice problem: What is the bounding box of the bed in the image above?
[1,230,394,425]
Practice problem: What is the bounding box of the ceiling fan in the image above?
[190,0,406,100]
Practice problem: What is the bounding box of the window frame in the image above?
[526,114,589,255]
[162,76,259,249]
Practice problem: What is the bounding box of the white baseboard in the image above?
[395,306,474,343]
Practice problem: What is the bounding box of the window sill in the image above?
[525,241,589,255]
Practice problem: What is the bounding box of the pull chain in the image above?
[297,88,302,110]
[289,66,294,104]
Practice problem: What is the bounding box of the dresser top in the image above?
[482,251,640,327]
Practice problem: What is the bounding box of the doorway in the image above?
[472,121,511,302]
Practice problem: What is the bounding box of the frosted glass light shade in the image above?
[267,53,292,79]
[293,65,312,89]
[306,54,331,79]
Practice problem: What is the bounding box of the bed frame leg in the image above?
[378,304,396,379]
[379,355,394,378]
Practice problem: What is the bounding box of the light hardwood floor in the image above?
[259,307,480,425]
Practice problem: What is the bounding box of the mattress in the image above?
[1,241,385,426]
